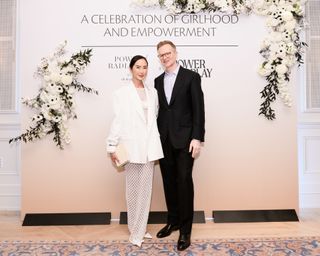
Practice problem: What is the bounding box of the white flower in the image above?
[40,90,50,102]
[53,116,62,123]
[42,109,53,121]
[278,82,292,107]
[269,32,283,42]
[258,66,270,76]
[56,86,63,93]
[258,62,274,76]
[275,64,288,74]
[46,83,61,95]
[44,75,51,82]
[282,11,293,21]
[49,72,61,83]
[276,46,286,58]
[286,42,296,55]
[284,20,296,31]
[62,66,76,74]
[61,75,73,85]
[34,114,43,122]
[270,43,279,53]
[253,0,266,9]
[261,38,271,48]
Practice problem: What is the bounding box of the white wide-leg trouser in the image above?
[125,161,154,246]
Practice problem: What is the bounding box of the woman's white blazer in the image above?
[106,82,164,164]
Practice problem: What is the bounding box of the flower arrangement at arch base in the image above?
[133,0,307,120]
[9,41,98,149]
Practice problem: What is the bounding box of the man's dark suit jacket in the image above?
[155,66,205,149]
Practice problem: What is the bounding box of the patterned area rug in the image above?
[0,237,319,255]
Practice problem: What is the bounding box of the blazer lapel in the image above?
[145,87,154,132]
[129,82,146,123]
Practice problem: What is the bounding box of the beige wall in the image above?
[19,0,298,219]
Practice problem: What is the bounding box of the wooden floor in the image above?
[1,209,320,241]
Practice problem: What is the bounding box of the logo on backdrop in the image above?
[178,59,212,78]
[109,55,213,80]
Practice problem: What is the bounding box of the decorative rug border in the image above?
[1,236,320,244]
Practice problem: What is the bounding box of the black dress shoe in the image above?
[156,224,179,238]
[177,233,191,251]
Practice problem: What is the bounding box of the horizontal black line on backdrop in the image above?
[81,44,239,48]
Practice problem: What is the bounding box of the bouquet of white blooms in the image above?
[10,41,98,149]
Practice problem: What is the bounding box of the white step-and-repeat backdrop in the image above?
[19,0,298,217]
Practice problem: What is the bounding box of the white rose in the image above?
[254,0,266,9]
[51,101,61,110]
[284,20,296,31]
[61,75,73,85]
[282,11,293,21]
[50,72,61,83]
[276,64,288,74]
[270,44,279,53]
[270,32,283,42]
[258,66,269,76]
[269,53,278,62]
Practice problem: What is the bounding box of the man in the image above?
[155,40,205,251]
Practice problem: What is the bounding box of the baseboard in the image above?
[212,209,299,223]
[119,210,206,224]
[22,212,111,226]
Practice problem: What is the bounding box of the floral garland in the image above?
[9,41,98,149]
[132,0,307,120]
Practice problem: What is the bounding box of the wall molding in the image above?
[0,137,20,176]
[0,184,20,194]
[298,123,320,129]
[299,193,320,208]
[0,123,20,130]
[301,136,320,175]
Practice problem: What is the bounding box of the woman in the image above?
[107,55,163,247]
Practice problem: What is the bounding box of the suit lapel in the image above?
[157,73,169,107]
[169,67,184,105]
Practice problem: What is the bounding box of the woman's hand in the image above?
[110,152,119,165]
